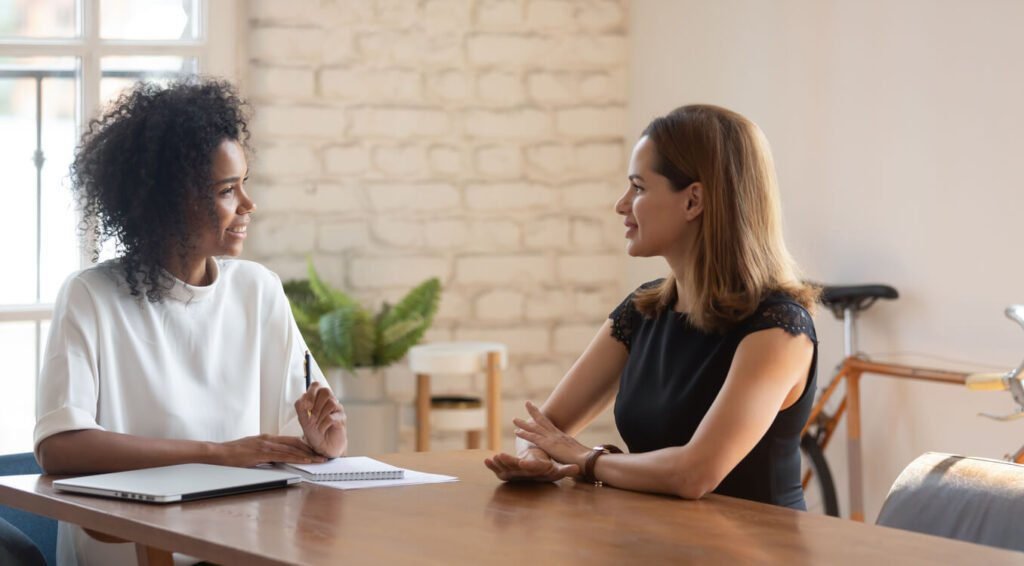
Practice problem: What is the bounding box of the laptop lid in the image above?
[53,463,301,503]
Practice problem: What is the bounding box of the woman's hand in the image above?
[295,382,347,458]
[217,434,327,467]
[484,447,579,482]
[513,401,592,470]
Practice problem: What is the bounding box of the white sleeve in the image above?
[34,275,105,458]
[260,270,331,437]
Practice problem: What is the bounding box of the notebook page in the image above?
[281,456,404,481]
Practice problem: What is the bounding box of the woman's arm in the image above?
[518,327,814,498]
[36,429,326,475]
[537,319,629,435]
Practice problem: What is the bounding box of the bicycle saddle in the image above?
[819,284,899,318]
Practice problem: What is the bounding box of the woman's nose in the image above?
[614,190,630,215]
[239,189,257,215]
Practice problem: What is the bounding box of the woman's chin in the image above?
[217,245,244,258]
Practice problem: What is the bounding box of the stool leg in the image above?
[486,351,501,451]
[416,373,431,451]
[466,430,482,449]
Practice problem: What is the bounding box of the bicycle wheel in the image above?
[800,434,839,517]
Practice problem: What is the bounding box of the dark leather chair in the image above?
[0,452,55,565]
[877,452,1024,552]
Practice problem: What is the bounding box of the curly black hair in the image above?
[70,77,251,302]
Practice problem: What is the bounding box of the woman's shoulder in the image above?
[61,260,124,294]
[742,293,816,341]
[635,278,665,294]
[613,278,664,314]
[609,279,666,351]
[217,258,282,286]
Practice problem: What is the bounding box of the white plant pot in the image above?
[326,367,388,402]
[325,367,397,455]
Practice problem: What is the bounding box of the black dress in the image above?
[610,280,817,509]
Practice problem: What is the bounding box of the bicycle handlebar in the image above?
[966,305,1024,420]
[965,372,1011,392]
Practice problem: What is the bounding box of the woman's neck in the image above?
[664,238,699,314]
[164,256,212,287]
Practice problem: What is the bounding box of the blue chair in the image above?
[0,452,55,566]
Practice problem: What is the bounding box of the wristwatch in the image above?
[580,444,623,486]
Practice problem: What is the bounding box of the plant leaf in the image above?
[307,258,356,310]
[375,278,441,365]
[350,307,376,368]
[319,305,358,371]
[282,279,331,363]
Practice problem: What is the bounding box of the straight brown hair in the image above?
[632,104,817,332]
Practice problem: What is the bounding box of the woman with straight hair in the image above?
[485,104,818,509]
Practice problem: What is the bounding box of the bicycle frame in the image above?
[802,356,969,521]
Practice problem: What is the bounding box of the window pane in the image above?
[0,57,79,305]
[100,0,199,40]
[0,0,78,39]
[100,56,197,104]
[0,321,41,454]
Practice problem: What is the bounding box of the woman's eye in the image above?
[631,183,644,193]
[219,186,235,196]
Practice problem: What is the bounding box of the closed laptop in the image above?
[53,463,301,503]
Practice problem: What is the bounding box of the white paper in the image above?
[316,468,458,490]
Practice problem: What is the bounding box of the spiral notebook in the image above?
[280,456,405,481]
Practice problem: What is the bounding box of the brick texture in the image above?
[246,0,629,451]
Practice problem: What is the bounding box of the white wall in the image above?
[630,0,1024,520]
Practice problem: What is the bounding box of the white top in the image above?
[35,257,328,565]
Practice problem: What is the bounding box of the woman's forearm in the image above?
[588,446,719,500]
[36,429,219,475]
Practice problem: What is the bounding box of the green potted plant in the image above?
[283,260,441,402]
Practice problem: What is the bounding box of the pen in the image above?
[304,349,311,390]
[304,350,312,418]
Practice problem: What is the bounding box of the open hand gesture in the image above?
[512,401,592,470]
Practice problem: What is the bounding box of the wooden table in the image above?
[1,450,1021,565]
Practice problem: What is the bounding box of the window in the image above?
[0,0,241,453]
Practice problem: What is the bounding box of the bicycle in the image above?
[799,284,1024,521]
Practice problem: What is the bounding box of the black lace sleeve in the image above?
[608,280,661,352]
[742,299,817,343]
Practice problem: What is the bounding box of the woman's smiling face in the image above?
[191,138,255,259]
[615,135,699,259]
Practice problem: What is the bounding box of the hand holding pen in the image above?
[294,350,348,458]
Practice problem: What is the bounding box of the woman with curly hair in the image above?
[33,78,346,564]
[485,104,818,510]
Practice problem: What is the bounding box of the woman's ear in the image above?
[684,182,704,220]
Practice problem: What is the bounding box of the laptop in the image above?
[53,463,301,503]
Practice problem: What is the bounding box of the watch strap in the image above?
[581,444,623,485]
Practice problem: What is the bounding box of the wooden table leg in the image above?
[846,371,865,522]
[486,351,502,451]
[135,544,173,566]
[416,373,431,451]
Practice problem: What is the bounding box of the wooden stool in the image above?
[430,395,486,449]
[408,342,508,451]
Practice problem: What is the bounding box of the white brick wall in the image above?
[245,0,629,451]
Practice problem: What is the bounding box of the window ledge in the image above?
[0,304,54,322]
